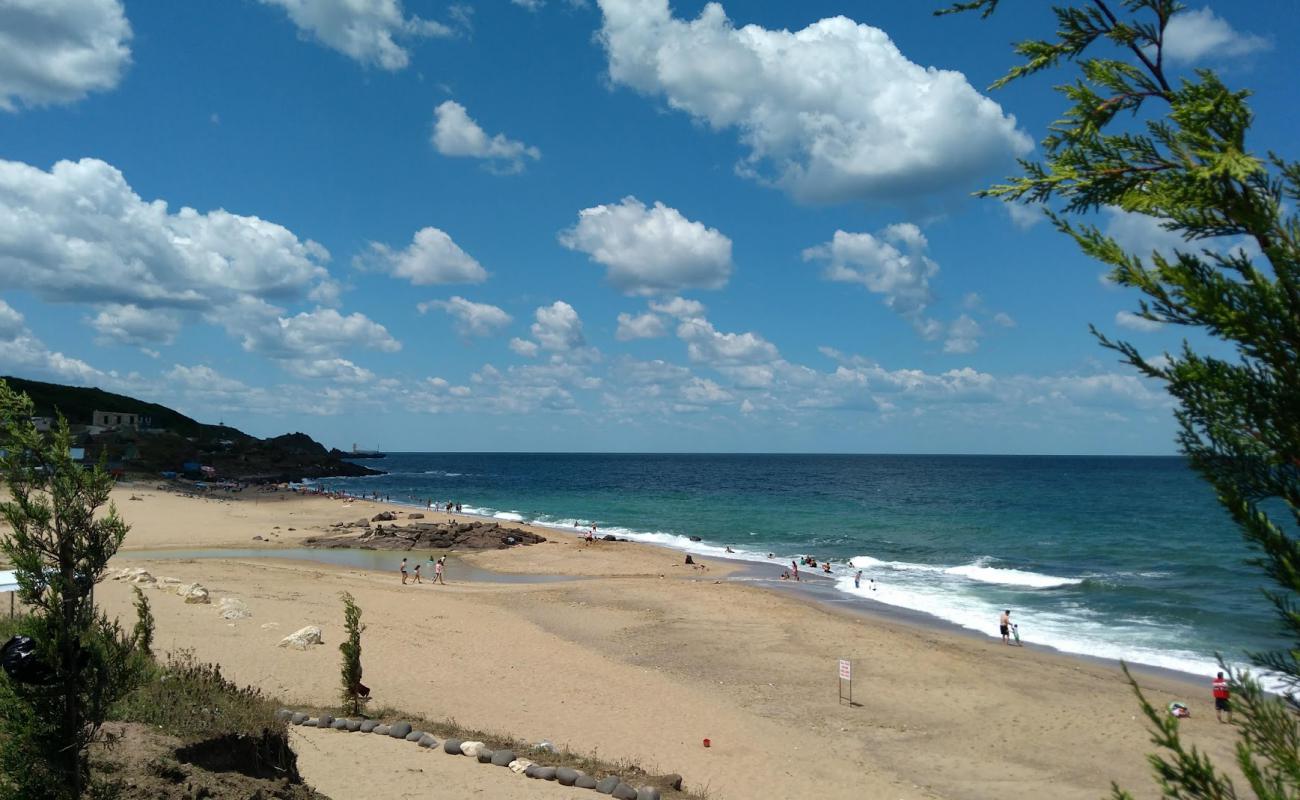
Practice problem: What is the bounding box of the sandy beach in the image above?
[93,483,1244,800]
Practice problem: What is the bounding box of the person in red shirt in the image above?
[1212,672,1232,723]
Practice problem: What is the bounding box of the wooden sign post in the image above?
[838,658,852,706]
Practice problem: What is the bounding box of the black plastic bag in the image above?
[1,635,52,685]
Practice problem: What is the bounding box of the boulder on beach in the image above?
[405,730,423,742]
[217,597,252,620]
[277,625,323,650]
[442,739,463,755]
[115,568,154,583]
[345,719,362,732]
[372,511,397,522]
[418,734,438,748]
[636,787,662,800]
[477,749,495,763]
[508,759,532,774]
[535,767,557,781]
[316,715,334,728]
[460,741,486,757]
[290,712,308,725]
[388,721,412,739]
[359,720,378,733]
[556,767,580,786]
[330,718,346,730]
[373,724,390,736]
[178,583,210,604]
[660,774,683,790]
[408,513,424,519]
[576,774,598,789]
[602,534,616,541]
[596,775,621,794]
[491,750,515,767]
[613,783,639,800]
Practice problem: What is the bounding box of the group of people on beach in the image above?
[399,555,446,585]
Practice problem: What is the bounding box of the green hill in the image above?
[1,376,379,482]
[3,375,245,442]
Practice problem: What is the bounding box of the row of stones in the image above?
[278,709,675,800]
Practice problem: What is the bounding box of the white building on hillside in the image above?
[92,410,149,430]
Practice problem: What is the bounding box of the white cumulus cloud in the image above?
[530,301,585,352]
[595,0,1031,204]
[0,299,104,384]
[420,296,512,337]
[1162,6,1269,64]
[1115,310,1163,332]
[259,0,452,70]
[0,157,336,312]
[358,226,487,285]
[804,224,939,336]
[615,311,667,341]
[559,197,732,296]
[238,306,400,359]
[88,304,182,347]
[675,316,779,366]
[0,0,131,111]
[432,100,540,173]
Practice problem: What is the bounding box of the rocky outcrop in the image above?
[304,520,546,552]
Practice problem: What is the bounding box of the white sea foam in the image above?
[493,511,525,522]
[943,564,1082,588]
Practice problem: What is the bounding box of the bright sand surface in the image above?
[93,484,1245,800]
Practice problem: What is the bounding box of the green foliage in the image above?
[942,2,1300,798]
[130,588,153,659]
[339,592,366,716]
[0,380,145,799]
[111,650,283,742]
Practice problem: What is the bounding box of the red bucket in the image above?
[702,738,711,748]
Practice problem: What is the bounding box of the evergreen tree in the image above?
[339,591,366,716]
[131,587,154,659]
[938,1,1299,796]
[0,381,135,799]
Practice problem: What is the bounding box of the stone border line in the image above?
[278,709,683,800]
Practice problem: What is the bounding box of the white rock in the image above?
[278,625,323,650]
[460,741,486,757]
[178,583,210,604]
[123,569,154,584]
[260,622,280,630]
[217,597,252,620]
[508,759,533,774]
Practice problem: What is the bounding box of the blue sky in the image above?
[0,0,1291,454]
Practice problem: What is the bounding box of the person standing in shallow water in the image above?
[854,570,862,589]
[399,557,408,585]
[999,609,1012,645]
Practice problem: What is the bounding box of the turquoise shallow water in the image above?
[312,453,1287,680]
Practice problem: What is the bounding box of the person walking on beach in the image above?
[434,556,446,585]
[791,560,800,581]
[399,557,408,585]
[412,562,422,584]
[1213,672,1232,723]
[999,609,1012,645]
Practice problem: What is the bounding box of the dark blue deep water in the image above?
[315,453,1286,679]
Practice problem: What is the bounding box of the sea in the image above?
[311,453,1287,683]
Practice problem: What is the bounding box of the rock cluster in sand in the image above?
[280,708,679,799]
[305,519,546,552]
